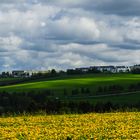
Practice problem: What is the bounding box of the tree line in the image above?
[0,83,140,115]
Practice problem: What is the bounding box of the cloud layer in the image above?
[0,0,139,71]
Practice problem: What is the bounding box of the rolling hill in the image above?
[0,74,139,103]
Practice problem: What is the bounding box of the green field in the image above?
[0,74,139,90]
[0,74,140,104]
[0,77,22,83]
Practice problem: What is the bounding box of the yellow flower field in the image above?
[0,112,140,139]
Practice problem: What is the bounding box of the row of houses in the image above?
[0,70,48,78]
[91,66,130,73]
[74,65,140,73]
[0,65,140,78]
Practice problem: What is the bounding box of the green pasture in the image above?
[0,74,140,104]
[0,74,139,93]
[62,91,140,104]
[0,77,21,82]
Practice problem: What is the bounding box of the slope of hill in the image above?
[0,74,140,114]
[0,74,140,92]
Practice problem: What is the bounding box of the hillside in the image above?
[0,73,140,114]
[0,74,140,91]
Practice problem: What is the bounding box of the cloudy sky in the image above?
[0,0,140,71]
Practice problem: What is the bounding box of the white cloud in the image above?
[0,1,139,71]
[48,17,100,41]
[0,35,23,51]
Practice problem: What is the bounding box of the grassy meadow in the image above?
[0,74,140,104]
[0,112,140,139]
[0,74,140,91]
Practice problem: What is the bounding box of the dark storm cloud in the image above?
[86,0,140,16]
[39,0,140,16]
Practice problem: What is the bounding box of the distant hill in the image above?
[0,73,140,114]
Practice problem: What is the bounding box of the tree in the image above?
[51,69,57,75]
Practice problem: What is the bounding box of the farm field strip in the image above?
[0,112,140,139]
[0,74,140,91]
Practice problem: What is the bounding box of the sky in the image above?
[0,0,140,71]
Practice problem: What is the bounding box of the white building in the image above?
[116,66,130,73]
[75,67,89,72]
[94,66,116,73]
